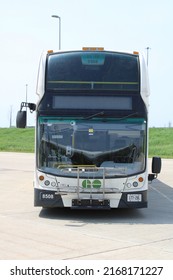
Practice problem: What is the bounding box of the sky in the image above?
[0,0,173,127]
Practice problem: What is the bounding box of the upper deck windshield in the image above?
[46,51,139,91]
[38,117,146,178]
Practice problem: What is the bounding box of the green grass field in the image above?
[0,127,172,158]
[0,128,35,153]
[149,128,173,158]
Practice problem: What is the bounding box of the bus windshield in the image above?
[46,51,139,91]
[38,117,146,178]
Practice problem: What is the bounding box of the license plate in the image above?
[72,199,110,208]
[41,193,54,200]
[127,194,142,202]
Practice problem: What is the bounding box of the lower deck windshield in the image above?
[38,117,146,178]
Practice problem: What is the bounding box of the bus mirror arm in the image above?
[148,173,157,182]
[20,102,36,113]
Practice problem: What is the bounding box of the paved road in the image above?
[0,152,173,260]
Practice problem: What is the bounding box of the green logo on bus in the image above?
[82,179,101,189]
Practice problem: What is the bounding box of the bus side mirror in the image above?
[148,156,162,181]
[152,156,162,174]
[16,102,36,128]
[16,110,26,128]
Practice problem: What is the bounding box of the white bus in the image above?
[17,48,161,209]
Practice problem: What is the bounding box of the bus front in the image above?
[34,49,149,209]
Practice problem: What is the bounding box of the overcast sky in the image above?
[0,0,173,127]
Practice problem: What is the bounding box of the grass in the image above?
[0,128,35,153]
[0,127,172,158]
[149,128,173,158]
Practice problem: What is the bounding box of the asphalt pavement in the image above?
[0,152,173,260]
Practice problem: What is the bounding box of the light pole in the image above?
[25,84,28,127]
[26,84,28,104]
[52,15,61,50]
[146,47,151,66]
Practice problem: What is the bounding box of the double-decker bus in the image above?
[17,48,161,209]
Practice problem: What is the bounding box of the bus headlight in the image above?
[44,180,50,186]
[125,176,144,190]
[51,181,56,187]
[133,181,138,187]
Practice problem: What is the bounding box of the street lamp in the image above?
[146,47,151,66]
[26,84,28,104]
[25,84,28,127]
[52,15,61,50]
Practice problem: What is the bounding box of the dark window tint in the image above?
[46,51,139,91]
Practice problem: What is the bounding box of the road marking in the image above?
[150,185,173,203]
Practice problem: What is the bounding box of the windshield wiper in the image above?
[84,111,105,120]
[117,112,138,120]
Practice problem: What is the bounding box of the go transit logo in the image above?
[82,179,101,189]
